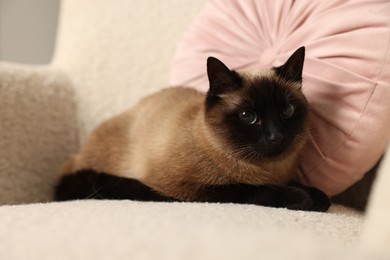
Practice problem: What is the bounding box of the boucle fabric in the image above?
[0,201,370,260]
[52,0,208,140]
[0,63,78,204]
[171,0,390,196]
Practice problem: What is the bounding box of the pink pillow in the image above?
[170,0,390,196]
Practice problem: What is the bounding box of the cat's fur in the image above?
[55,47,330,211]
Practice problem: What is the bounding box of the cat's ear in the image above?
[207,57,241,95]
[274,46,305,83]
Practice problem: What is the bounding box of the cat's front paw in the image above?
[244,185,316,211]
[287,183,331,212]
[275,186,314,211]
[302,186,331,212]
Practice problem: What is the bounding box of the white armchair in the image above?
[0,1,388,259]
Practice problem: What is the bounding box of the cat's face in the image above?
[205,47,309,162]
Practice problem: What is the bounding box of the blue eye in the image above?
[281,104,295,119]
[239,111,258,125]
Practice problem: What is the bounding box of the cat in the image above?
[55,46,330,212]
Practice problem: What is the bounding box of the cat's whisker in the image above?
[84,184,104,199]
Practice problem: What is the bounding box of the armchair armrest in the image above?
[0,62,78,204]
[362,145,390,255]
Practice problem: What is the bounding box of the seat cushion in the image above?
[170,0,390,196]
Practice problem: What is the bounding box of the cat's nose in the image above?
[268,132,284,145]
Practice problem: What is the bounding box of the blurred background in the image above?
[0,0,59,64]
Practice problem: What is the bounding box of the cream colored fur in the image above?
[64,85,307,201]
[0,0,389,259]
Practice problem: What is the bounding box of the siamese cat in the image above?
[55,47,330,212]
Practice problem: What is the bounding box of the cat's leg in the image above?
[287,182,331,212]
[55,170,330,212]
[194,183,330,212]
[55,169,176,202]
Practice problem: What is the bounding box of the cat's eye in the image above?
[281,104,295,119]
[239,111,258,125]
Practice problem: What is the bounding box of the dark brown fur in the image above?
[55,47,330,211]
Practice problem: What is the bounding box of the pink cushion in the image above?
[170,0,390,196]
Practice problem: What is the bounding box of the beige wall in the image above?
[0,0,59,64]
